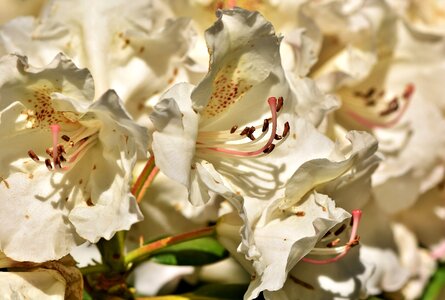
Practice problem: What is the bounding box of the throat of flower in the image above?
[28,124,98,171]
[302,209,362,265]
[197,96,289,158]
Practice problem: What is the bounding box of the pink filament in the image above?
[346,97,411,129]
[302,209,362,265]
[50,124,61,166]
[206,97,278,157]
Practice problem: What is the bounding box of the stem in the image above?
[131,156,155,198]
[136,166,159,203]
[125,226,216,266]
[80,264,110,275]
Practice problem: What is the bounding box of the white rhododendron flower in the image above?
[217,130,379,299]
[150,8,336,206]
[0,0,46,24]
[301,0,445,213]
[0,0,194,123]
[0,53,146,262]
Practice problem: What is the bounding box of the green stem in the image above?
[97,231,126,272]
[80,263,110,275]
[125,226,216,266]
[422,265,445,300]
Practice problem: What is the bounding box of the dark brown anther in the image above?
[46,148,52,156]
[59,155,66,162]
[262,119,269,132]
[45,159,53,171]
[364,87,375,98]
[276,96,284,112]
[247,126,256,136]
[57,144,65,154]
[61,135,70,142]
[282,122,290,137]
[323,230,332,238]
[230,125,238,134]
[334,224,346,236]
[263,143,275,154]
[54,157,62,169]
[274,134,282,140]
[240,126,250,136]
[326,238,341,248]
[365,99,376,106]
[248,133,256,141]
[403,83,415,100]
[27,150,39,162]
[379,98,399,116]
[295,211,305,217]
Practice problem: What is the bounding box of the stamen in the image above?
[205,97,279,157]
[61,135,70,142]
[27,150,39,162]
[334,224,346,236]
[240,127,250,136]
[302,209,362,265]
[45,159,53,171]
[50,124,61,166]
[379,97,399,116]
[262,119,269,132]
[274,134,282,140]
[230,125,238,134]
[283,122,290,137]
[276,97,284,112]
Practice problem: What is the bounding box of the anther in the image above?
[262,119,269,132]
[274,134,282,140]
[46,148,53,157]
[57,145,66,155]
[230,125,238,134]
[334,224,346,236]
[27,150,39,162]
[327,238,341,248]
[379,98,399,116]
[45,159,53,170]
[247,126,256,136]
[59,155,66,162]
[283,122,290,137]
[276,96,284,112]
[61,135,70,142]
[240,127,250,136]
[54,156,62,169]
[263,143,275,154]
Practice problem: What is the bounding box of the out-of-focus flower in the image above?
[0,253,83,300]
[0,0,194,124]
[0,53,147,262]
[217,130,379,299]
[300,0,445,213]
[0,0,46,24]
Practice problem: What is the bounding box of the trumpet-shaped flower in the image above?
[0,54,146,262]
[0,0,194,123]
[150,8,337,206]
[216,129,379,299]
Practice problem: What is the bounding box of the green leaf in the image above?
[422,264,445,300]
[83,290,93,300]
[150,237,228,266]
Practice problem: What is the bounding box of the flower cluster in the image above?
[0,0,444,299]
